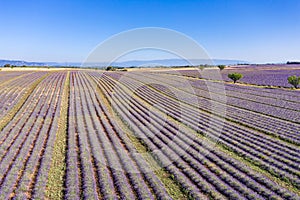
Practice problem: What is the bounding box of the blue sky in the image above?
[0,0,299,63]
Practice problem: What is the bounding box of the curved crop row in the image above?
[126,72,300,144]
[154,71,300,112]
[88,71,300,199]
[65,72,171,199]
[99,72,300,190]
[146,72,300,122]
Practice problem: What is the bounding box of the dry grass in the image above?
[45,71,70,199]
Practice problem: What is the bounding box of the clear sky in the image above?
[0,0,299,63]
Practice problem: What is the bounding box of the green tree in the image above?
[218,65,226,70]
[106,66,115,71]
[287,75,300,89]
[228,73,243,83]
[4,64,11,68]
[199,65,205,71]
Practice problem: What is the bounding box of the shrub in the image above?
[218,65,226,70]
[228,73,243,83]
[4,64,11,68]
[287,75,300,89]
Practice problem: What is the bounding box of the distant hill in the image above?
[0,59,46,67]
[0,58,249,68]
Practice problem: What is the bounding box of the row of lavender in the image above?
[163,68,300,88]
[0,72,65,199]
[105,72,300,187]
[0,71,48,119]
[127,72,300,144]
[0,71,31,83]
[152,71,300,109]
[96,71,300,199]
[65,72,170,199]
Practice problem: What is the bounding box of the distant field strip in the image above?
[160,69,300,100]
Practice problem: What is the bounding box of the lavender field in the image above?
[169,64,300,88]
[222,65,300,87]
[0,68,299,199]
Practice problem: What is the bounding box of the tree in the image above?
[218,65,226,70]
[199,65,205,71]
[4,64,11,68]
[228,73,243,83]
[287,75,300,89]
[287,61,300,65]
[106,66,115,71]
